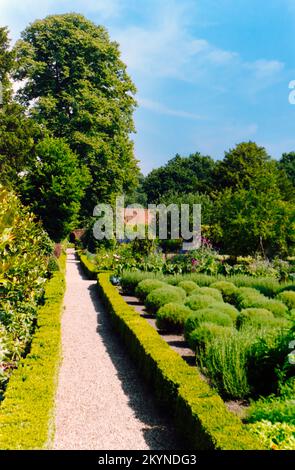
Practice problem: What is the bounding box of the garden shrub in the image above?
[156,303,193,332]
[135,279,167,301]
[246,328,293,396]
[208,302,239,322]
[256,299,288,318]
[97,273,262,449]
[277,291,295,310]
[279,284,295,294]
[248,420,295,450]
[229,276,282,297]
[186,273,219,286]
[177,280,198,295]
[47,255,60,275]
[120,271,157,294]
[188,322,233,351]
[233,287,266,309]
[145,286,186,313]
[210,281,238,302]
[184,294,216,311]
[78,252,98,279]
[0,254,66,449]
[236,309,274,329]
[0,186,52,394]
[198,329,253,399]
[191,287,223,301]
[184,309,233,339]
[247,396,295,426]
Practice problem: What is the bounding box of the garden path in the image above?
[53,249,181,450]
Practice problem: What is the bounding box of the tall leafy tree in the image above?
[0,27,42,188]
[143,152,215,203]
[21,137,90,241]
[14,13,139,212]
[212,187,295,257]
[214,142,278,191]
[279,153,295,187]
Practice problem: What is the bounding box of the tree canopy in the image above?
[143,152,215,203]
[0,27,42,188]
[14,13,139,211]
[21,137,90,241]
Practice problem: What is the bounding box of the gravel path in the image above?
[53,249,182,450]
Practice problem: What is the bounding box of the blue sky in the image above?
[1,0,295,173]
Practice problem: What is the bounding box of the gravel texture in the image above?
[53,250,182,450]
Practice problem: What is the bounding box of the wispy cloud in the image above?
[114,0,284,90]
[138,97,205,120]
[245,59,284,79]
[114,7,239,81]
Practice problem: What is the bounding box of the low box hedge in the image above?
[0,254,66,450]
[97,272,263,450]
[77,251,98,280]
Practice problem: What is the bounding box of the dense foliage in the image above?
[0,186,52,395]
[21,137,90,241]
[14,13,139,212]
[141,142,295,258]
[118,269,295,449]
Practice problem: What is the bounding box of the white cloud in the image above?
[138,97,205,120]
[113,1,284,90]
[245,59,284,78]
[114,12,239,80]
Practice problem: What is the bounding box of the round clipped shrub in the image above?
[145,286,186,313]
[237,308,274,330]
[191,287,223,302]
[156,303,193,332]
[257,299,288,318]
[208,302,239,322]
[184,294,216,311]
[177,280,198,295]
[188,322,233,351]
[184,309,233,338]
[210,281,238,302]
[135,279,167,301]
[234,287,265,309]
[277,291,295,310]
[290,309,295,321]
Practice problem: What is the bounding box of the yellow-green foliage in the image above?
[0,254,66,450]
[78,251,98,279]
[177,281,198,295]
[135,279,168,301]
[191,287,223,302]
[97,273,263,450]
[248,420,295,450]
[156,303,192,332]
[277,291,295,310]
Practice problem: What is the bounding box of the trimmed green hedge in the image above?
[97,272,263,450]
[0,254,66,450]
[77,251,98,280]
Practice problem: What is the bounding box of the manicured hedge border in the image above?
[97,273,263,450]
[0,254,66,450]
[77,251,98,280]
